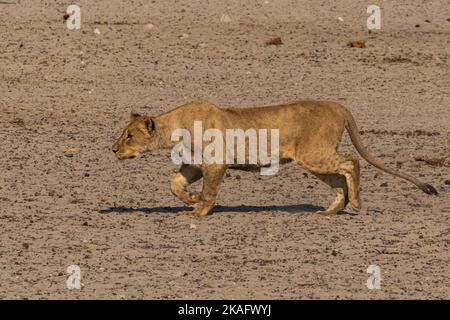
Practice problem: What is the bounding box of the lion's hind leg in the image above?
[297,152,361,215]
[339,155,361,211]
[313,173,348,216]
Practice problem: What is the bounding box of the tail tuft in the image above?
[420,183,438,196]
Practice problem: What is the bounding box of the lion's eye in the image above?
[126,134,133,140]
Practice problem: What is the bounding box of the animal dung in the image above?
[347,39,366,48]
[265,37,283,46]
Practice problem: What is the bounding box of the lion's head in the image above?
[112,112,155,159]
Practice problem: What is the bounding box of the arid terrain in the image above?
[0,0,449,299]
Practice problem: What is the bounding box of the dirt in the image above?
[0,0,449,299]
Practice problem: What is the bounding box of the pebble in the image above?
[144,23,154,30]
[63,147,81,157]
[220,14,232,23]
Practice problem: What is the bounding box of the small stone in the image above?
[189,223,197,229]
[220,14,232,23]
[63,147,81,157]
[174,271,182,277]
[93,28,101,35]
[144,23,154,30]
[337,17,344,22]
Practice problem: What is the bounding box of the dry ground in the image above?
[0,0,449,299]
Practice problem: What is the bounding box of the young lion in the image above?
[112,100,438,217]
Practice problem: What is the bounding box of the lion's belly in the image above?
[228,158,292,171]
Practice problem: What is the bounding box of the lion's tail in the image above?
[343,109,438,195]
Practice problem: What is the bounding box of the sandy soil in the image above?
[0,0,449,299]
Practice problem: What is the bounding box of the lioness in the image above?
[112,100,437,217]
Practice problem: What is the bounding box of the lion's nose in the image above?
[112,145,119,153]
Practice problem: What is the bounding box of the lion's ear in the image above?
[130,112,141,122]
[143,116,155,132]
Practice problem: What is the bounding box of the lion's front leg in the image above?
[170,164,203,205]
[181,164,227,217]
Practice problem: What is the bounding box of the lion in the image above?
[112,100,438,217]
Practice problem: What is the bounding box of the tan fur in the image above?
[112,100,437,217]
